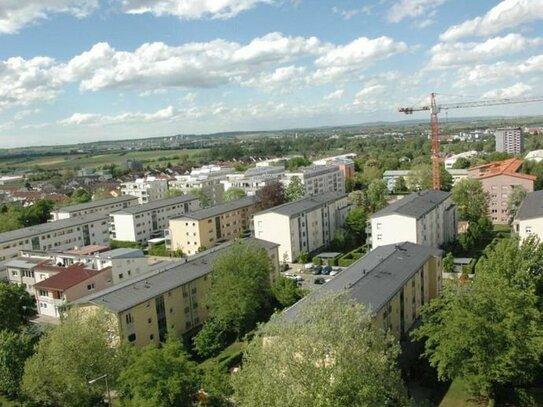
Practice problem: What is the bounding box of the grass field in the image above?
[0,148,208,171]
[439,379,481,407]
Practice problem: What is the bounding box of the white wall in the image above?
[254,213,294,261]
[371,214,416,249]
[517,218,543,242]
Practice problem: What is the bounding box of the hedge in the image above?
[337,245,368,267]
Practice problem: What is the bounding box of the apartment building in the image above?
[6,256,51,295]
[34,265,112,318]
[0,214,110,261]
[468,158,535,224]
[169,165,235,207]
[512,190,543,242]
[283,165,345,196]
[383,169,468,192]
[253,192,351,262]
[444,151,478,169]
[221,166,285,196]
[281,242,443,339]
[50,195,139,221]
[110,195,200,244]
[495,127,523,154]
[73,238,279,348]
[369,190,457,250]
[313,154,356,178]
[121,177,169,204]
[167,196,257,255]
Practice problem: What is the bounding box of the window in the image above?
[128,333,136,342]
[11,270,17,276]
[87,283,95,290]
[148,317,152,324]
[526,226,532,234]
[376,222,382,230]
[118,273,124,279]
[39,290,47,296]
[149,334,154,340]
[377,234,383,241]
[125,313,133,324]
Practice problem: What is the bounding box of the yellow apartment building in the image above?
[72,237,279,348]
[281,241,443,339]
[167,196,257,255]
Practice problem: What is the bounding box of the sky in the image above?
[0,0,542,147]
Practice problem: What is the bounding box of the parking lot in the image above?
[280,263,346,291]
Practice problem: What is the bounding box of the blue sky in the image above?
[0,0,542,147]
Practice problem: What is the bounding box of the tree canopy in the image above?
[255,182,286,211]
[0,282,36,332]
[285,176,305,202]
[232,294,408,407]
[451,178,488,222]
[223,187,247,202]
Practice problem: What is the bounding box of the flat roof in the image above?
[255,192,346,218]
[98,248,145,259]
[53,195,138,214]
[281,242,442,321]
[72,237,278,313]
[371,190,451,220]
[514,190,543,221]
[0,214,108,245]
[172,196,257,221]
[5,258,45,269]
[112,195,199,215]
[63,245,110,255]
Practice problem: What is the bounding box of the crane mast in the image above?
[399,94,543,191]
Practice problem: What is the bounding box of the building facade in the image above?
[73,238,279,348]
[167,196,257,255]
[369,190,457,250]
[121,177,169,204]
[513,190,543,242]
[253,192,351,262]
[110,195,200,244]
[468,159,535,224]
[495,127,523,154]
[281,242,443,339]
[50,195,139,221]
[0,214,110,261]
[169,166,235,207]
[283,165,345,197]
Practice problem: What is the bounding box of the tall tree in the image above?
[413,237,543,404]
[366,179,388,212]
[0,281,36,332]
[507,185,528,221]
[393,176,407,193]
[232,295,408,407]
[19,199,54,227]
[118,334,199,407]
[344,207,368,245]
[271,276,304,308]
[223,187,247,202]
[0,329,39,398]
[22,308,125,407]
[255,182,286,211]
[190,188,210,208]
[207,242,273,337]
[285,176,305,202]
[451,178,489,222]
[407,163,433,191]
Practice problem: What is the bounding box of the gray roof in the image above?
[53,195,138,214]
[281,242,443,321]
[371,190,451,220]
[515,190,543,221]
[173,196,257,221]
[255,192,347,217]
[98,248,145,259]
[0,214,108,244]
[5,257,45,269]
[72,237,278,313]
[112,195,199,215]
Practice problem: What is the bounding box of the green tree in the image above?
[442,252,455,273]
[507,185,527,221]
[22,308,124,407]
[190,188,210,208]
[0,282,36,332]
[166,189,183,198]
[223,187,247,202]
[366,179,388,212]
[18,199,54,227]
[347,190,368,208]
[407,164,433,191]
[394,176,407,193]
[440,166,453,191]
[207,242,273,337]
[69,188,92,204]
[118,334,199,407]
[232,294,408,407]
[285,157,311,171]
[0,329,39,398]
[344,207,368,245]
[193,320,227,359]
[200,363,234,407]
[451,178,488,222]
[271,276,302,308]
[255,182,285,211]
[285,176,305,202]
[452,157,471,169]
[413,238,543,404]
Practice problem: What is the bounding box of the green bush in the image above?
[312,256,322,266]
[337,245,368,268]
[111,240,143,249]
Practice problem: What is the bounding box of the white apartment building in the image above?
[525,150,543,163]
[495,127,523,154]
[369,190,457,250]
[444,151,478,169]
[283,165,345,196]
[110,195,200,244]
[50,195,139,220]
[169,166,235,206]
[221,166,285,196]
[513,190,543,242]
[383,169,467,192]
[253,192,351,262]
[0,214,110,261]
[121,177,169,204]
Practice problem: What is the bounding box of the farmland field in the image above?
[0,148,208,171]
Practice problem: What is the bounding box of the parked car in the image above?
[330,268,342,276]
[314,277,326,284]
[311,265,322,275]
[321,265,332,275]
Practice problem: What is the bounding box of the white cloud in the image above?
[388,0,446,23]
[0,0,98,34]
[323,89,344,100]
[441,0,543,42]
[481,83,532,99]
[454,54,543,88]
[429,33,543,68]
[0,56,64,110]
[118,0,273,20]
[59,106,175,126]
[242,65,307,92]
[332,6,372,20]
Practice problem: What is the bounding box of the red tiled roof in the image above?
[468,158,536,181]
[63,245,110,255]
[34,267,110,291]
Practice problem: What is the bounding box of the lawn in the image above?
[439,379,481,407]
[199,340,245,371]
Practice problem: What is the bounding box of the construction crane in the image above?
[399,93,543,190]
